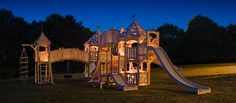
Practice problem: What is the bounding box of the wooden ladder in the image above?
[39,63,49,83]
[19,48,28,81]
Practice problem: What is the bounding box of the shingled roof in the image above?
[85,31,101,45]
[120,20,146,39]
[34,32,51,45]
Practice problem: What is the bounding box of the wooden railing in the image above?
[126,47,137,60]
[49,48,89,63]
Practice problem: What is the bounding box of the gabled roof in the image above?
[85,31,101,45]
[120,20,146,39]
[34,32,51,45]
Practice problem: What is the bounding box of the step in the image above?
[20,76,28,78]
[123,86,138,91]
[197,88,211,95]
[20,62,28,64]
[20,74,28,76]
[20,71,28,73]
[20,66,28,68]
[40,64,48,67]
[20,57,28,59]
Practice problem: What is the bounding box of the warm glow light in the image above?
[39,52,48,62]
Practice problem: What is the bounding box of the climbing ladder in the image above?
[40,63,48,83]
[19,48,28,81]
[35,62,52,84]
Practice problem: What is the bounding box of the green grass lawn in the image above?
[0,64,236,103]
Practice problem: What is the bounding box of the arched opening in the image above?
[52,60,86,80]
[132,42,138,47]
[142,62,148,71]
[126,39,138,48]
[148,32,159,48]
[126,63,130,71]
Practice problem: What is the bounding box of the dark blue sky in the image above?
[0,0,236,31]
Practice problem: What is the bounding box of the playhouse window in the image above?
[132,42,138,47]
[143,62,148,71]
[39,46,46,52]
[133,63,138,68]
[127,63,130,71]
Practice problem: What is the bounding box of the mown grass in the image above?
[0,63,236,103]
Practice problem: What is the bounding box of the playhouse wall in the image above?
[112,56,118,68]
[119,56,125,73]
[138,44,146,61]
[38,52,48,62]
[103,30,119,45]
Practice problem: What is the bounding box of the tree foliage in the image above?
[157,15,236,64]
[0,9,93,79]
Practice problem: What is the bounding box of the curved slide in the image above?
[148,46,211,94]
[110,73,138,91]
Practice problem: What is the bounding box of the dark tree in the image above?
[156,23,185,63]
[0,9,93,79]
[184,15,226,63]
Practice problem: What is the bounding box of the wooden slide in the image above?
[148,46,211,94]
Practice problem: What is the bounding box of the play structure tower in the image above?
[21,32,90,84]
[20,20,211,94]
[87,20,159,90]
[34,32,53,84]
[21,32,53,84]
[117,20,156,86]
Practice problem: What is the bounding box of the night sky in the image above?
[0,0,236,31]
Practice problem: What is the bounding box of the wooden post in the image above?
[136,46,140,86]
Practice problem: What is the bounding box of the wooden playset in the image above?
[20,20,211,94]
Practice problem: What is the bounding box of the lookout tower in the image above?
[34,32,53,84]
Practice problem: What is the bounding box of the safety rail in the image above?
[126,47,137,60]
[49,48,89,63]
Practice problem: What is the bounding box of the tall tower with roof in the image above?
[34,31,53,84]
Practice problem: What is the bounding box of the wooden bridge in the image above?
[49,48,89,63]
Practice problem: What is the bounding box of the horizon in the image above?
[0,0,236,31]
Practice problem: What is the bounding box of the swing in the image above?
[64,61,72,78]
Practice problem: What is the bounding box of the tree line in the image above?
[0,9,236,79]
[158,16,236,64]
[0,9,93,79]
